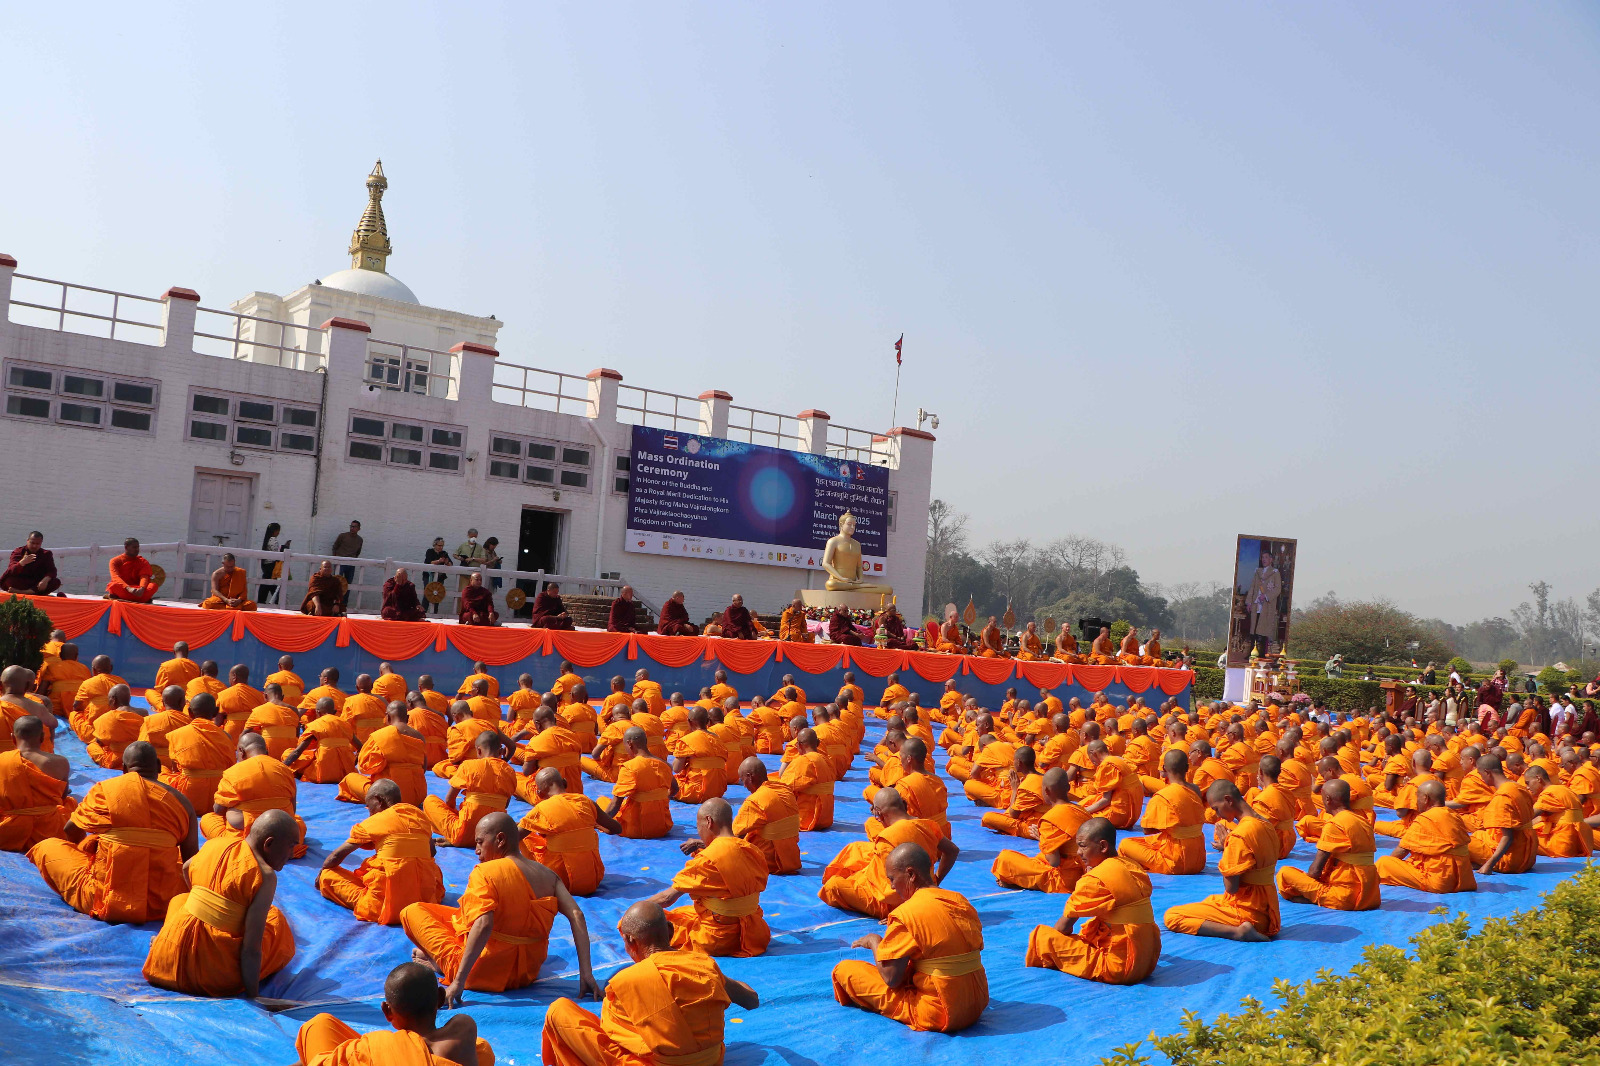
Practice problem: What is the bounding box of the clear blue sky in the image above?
[4,2,1597,622]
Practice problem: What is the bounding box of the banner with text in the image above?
[624,424,890,574]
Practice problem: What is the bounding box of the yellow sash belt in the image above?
[540,753,580,769]
[97,827,178,848]
[237,798,291,814]
[181,768,225,780]
[316,737,352,749]
[262,725,296,741]
[1166,825,1204,840]
[1353,797,1374,811]
[689,757,724,771]
[1275,819,1295,837]
[760,814,801,841]
[490,929,543,946]
[539,827,599,854]
[631,789,670,803]
[185,885,246,935]
[1241,867,1276,886]
[5,805,58,817]
[462,792,510,810]
[1340,851,1375,867]
[701,893,761,918]
[656,1044,725,1066]
[1447,844,1471,858]
[1104,899,1156,925]
[375,834,434,860]
[1559,810,1584,824]
[914,949,984,977]
[355,718,383,734]
[226,711,250,724]
[803,782,835,797]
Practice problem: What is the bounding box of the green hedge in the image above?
[1104,864,1600,1066]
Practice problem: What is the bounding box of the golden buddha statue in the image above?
[821,512,894,596]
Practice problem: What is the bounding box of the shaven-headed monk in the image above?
[37,642,90,720]
[980,745,1048,837]
[1026,816,1161,984]
[651,797,771,956]
[1119,749,1207,875]
[0,665,54,752]
[1467,752,1537,875]
[137,686,190,771]
[731,757,802,875]
[1526,764,1593,857]
[87,683,144,769]
[319,779,444,926]
[242,682,300,758]
[29,741,198,922]
[143,808,294,1000]
[340,702,429,806]
[1375,781,1476,893]
[402,812,599,1003]
[992,767,1090,892]
[672,706,729,803]
[781,727,837,830]
[296,961,493,1066]
[106,538,157,602]
[600,728,676,838]
[341,674,389,747]
[200,553,257,610]
[163,693,235,813]
[1276,778,1380,911]
[147,642,199,706]
[0,716,73,851]
[70,654,127,741]
[284,697,358,783]
[202,732,308,859]
[822,787,957,919]
[302,560,346,617]
[833,842,989,1033]
[1081,739,1145,829]
[267,655,305,705]
[515,706,584,799]
[542,900,758,1066]
[425,731,517,847]
[1163,781,1280,941]
[520,766,620,896]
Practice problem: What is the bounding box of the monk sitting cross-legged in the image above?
[656,589,700,636]
[406,689,450,768]
[339,702,430,807]
[0,715,74,852]
[380,567,426,622]
[199,553,257,611]
[282,697,358,784]
[162,693,235,814]
[87,683,144,769]
[301,560,346,617]
[267,655,306,706]
[582,704,633,784]
[520,767,621,896]
[458,572,499,627]
[599,727,676,838]
[69,654,128,742]
[822,787,958,919]
[1163,781,1281,942]
[401,812,599,1003]
[137,686,189,771]
[976,616,1008,658]
[202,733,308,859]
[730,758,802,875]
[671,707,729,803]
[980,746,1049,837]
[425,731,518,848]
[296,667,348,720]
[1277,778,1381,911]
[541,900,759,1066]
[341,674,390,748]
[1525,764,1593,858]
[832,842,990,1034]
[36,642,90,722]
[992,767,1090,892]
[1080,739,1145,829]
[1026,816,1162,984]
[142,808,296,1000]
[242,682,301,759]
[1375,781,1477,893]
[1119,750,1207,875]
[296,961,494,1066]
[435,701,498,780]
[514,707,584,800]
[318,779,444,926]
[1467,752,1538,875]
[780,727,837,831]
[1,665,55,754]
[106,537,157,602]
[652,797,772,957]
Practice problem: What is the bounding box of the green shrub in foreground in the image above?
[1102,862,1600,1066]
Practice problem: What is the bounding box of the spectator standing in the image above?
[455,529,487,594]
[331,520,364,611]
[422,536,450,616]
[483,537,504,591]
[258,523,289,605]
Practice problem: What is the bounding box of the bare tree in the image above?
[980,539,1037,619]
[923,500,970,617]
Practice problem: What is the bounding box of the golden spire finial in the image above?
[348,160,393,272]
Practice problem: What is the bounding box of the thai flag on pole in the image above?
[663,434,678,450]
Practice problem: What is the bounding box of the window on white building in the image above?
[486,432,592,491]
[887,490,898,532]
[3,360,159,435]
[613,454,631,494]
[346,411,464,473]
[184,388,320,453]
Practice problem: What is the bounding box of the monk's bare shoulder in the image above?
[433,1014,479,1066]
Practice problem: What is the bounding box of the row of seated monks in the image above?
[0,636,1577,1062]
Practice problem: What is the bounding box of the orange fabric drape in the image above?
[710,639,778,674]
[447,627,547,666]
[775,642,846,674]
[117,602,235,650]
[966,657,1014,685]
[904,650,961,683]
[634,634,708,668]
[15,594,110,639]
[550,631,632,669]
[846,646,909,678]
[1016,660,1071,689]
[1156,669,1196,696]
[1070,664,1116,692]
[239,613,341,654]
[1116,665,1154,693]
[345,619,442,661]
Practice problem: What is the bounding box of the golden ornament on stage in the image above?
[423,581,446,604]
[505,587,528,610]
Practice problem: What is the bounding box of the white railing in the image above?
[50,542,625,617]
[726,404,803,451]
[365,339,459,399]
[616,384,705,433]
[827,423,896,466]
[7,274,165,345]
[193,306,328,370]
[491,362,594,416]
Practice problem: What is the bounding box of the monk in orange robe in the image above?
[582,704,633,783]
[1118,627,1148,665]
[434,702,498,779]
[516,707,585,799]
[822,787,958,918]
[1119,750,1207,874]
[297,962,494,1066]
[961,729,1018,807]
[29,742,198,922]
[198,553,257,610]
[1164,781,1280,941]
[1466,752,1537,875]
[780,728,836,830]
[185,660,226,703]
[146,642,199,706]
[296,666,348,718]
[1014,621,1046,660]
[992,768,1090,892]
[975,616,1008,658]
[266,655,305,706]
[1277,779,1381,910]
[934,609,967,655]
[651,797,770,956]
[402,813,599,1003]
[777,597,813,642]
[202,733,307,858]
[138,685,190,770]
[426,731,518,846]
[406,690,449,767]
[980,747,1048,836]
[727,758,801,876]
[461,678,502,725]
[1088,626,1117,665]
[1050,622,1082,663]
[1526,764,1593,857]
[210,664,264,743]
[106,537,158,602]
[521,767,620,896]
[342,674,390,747]
[340,703,430,806]
[671,707,729,803]
[242,682,300,758]
[600,729,675,838]
[284,696,358,783]
[70,654,127,741]
[371,662,408,705]
[37,643,90,720]
[455,664,500,701]
[1026,817,1161,984]
[1375,781,1477,893]
[833,843,989,1033]
[0,715,73,851]
[301,560,347,617]
[143,809,294,998]
[163,693,235,813]
[87,683,144,768]
[1081,741,1144,829]
[541,900,758,1066]
[318,779,444,925]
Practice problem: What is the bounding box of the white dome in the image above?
[318,267,419,305]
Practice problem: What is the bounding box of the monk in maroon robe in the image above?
[0,532,60,594]
[719,594,758,640]
[607,585,639,633]
[528,583,575,630]
[301,560,346,617]
[458,573,499,626]
[380,568,425,622]
[876,604,913,650]
[658,590,699,636]
[828,605,863,646]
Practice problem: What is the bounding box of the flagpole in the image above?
[889,333,903,430]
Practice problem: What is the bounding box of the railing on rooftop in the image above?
[365,339,459,399]
[827,422,895,466]
[616,384,706,434]
[726,404,803,451]
[491,362,594,416]
[6,274,165,345]
[193,306,328,370]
